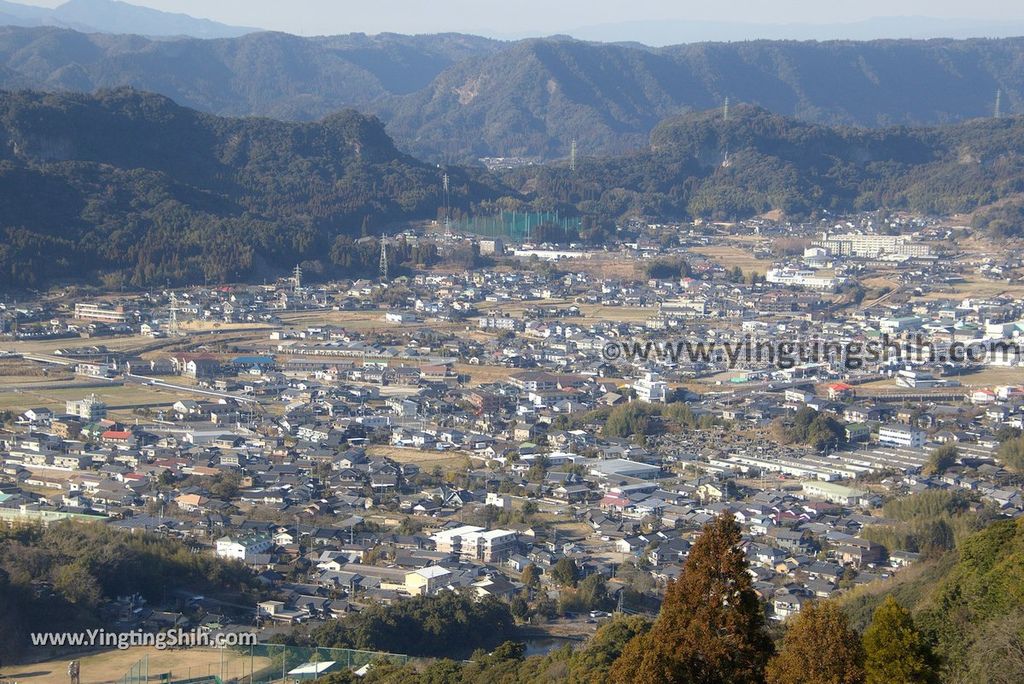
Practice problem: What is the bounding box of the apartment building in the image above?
[431,525,517,562]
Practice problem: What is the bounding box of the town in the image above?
[0,210,1022,667]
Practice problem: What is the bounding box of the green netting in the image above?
[453,211,580,241]
[118,645,410,684]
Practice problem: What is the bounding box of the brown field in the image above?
[853,365,1024,393]
[690,245,773,275]
[451,362,516,386]
[575,304,656,324]
[3,646,270,684]
[552,255,640,280]
[367,445,471,471]
[277,310,389,331]
[0,384,179,416]
[2,335,162,355]
[915,275,1024,300]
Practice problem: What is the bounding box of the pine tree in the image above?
[609,513,773,684]
[862,597,938,684]
[766,601,865,684]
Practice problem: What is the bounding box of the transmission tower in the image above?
[292,264,303,293]
[723,96,730,122]
[442,173,452,235]
[570,139,577,173]
[995,88,1003,119]
[168,293,180,337]
[379,236,389,283]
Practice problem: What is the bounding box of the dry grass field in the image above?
[366,445,471,472]
[0,384,179,416]
[690,245,773,275]
[451,362,516,386]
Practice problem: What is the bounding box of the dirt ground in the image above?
[2,646,271,684]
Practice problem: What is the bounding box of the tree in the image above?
[862,597,937,684]
[602,401,661,439]
[962,608,1024,684]
[609,513,773,684]
[922,445,958,477]
[567,615,652,683]
[521,564,540,589]
[997,435,1024,473]
[551,558,580,587]
[766,601,865,684]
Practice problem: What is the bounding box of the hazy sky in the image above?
[18,0,1024,37]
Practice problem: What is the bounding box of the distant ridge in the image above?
[0,0,259,38]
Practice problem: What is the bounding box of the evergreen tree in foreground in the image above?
[862,596,937,684]
[609,513,772,684]
[766,601,865,684]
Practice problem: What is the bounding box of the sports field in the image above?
[2,646,270,684]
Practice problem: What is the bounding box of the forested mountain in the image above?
[0,27,1023,160]
[510,104,1024,222]
[379,37,1024,161]
[842,516,1024,682]
[0,27,500,120]
[0,88,506,289]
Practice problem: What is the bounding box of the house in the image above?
[827,383,855,401]
[404,566,452,596]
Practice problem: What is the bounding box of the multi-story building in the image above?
[766,268,844,291]
[878,424,926,448]
[814,232,931,258]
[65,395,107,422]
[215,533,273,561]
[74,302,128,323]
[634,372,668,403]
[431,525,517,562]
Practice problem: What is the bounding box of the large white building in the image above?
[813,232,931,258]
[74,302,128,323]
[634,372,668,403]
[215,533,273,561]
[431,525,517,562]
[65,394,107,422]
[878,424,926,449]
[766,268,844,292]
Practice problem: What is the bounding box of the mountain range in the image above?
[511,103,1024,223]
[0,0,258,38]
[0,25,1022,161]
[5,88,1024,290]
[0,88,505,289]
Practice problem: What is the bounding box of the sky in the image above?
[16,0,1024,39]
